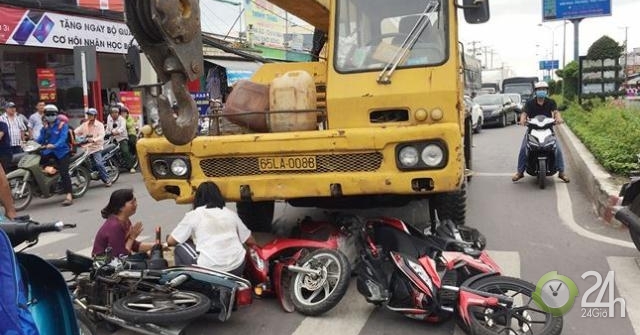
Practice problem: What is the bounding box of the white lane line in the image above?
[607,257,640,334]
[453,250,521,335]
[473,172,514,177]
[15,232,77,252]
[556,182,635,249]
[292,281,374,335]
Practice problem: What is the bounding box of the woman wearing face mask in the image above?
[36,104,74,206]
[512,81,570,183]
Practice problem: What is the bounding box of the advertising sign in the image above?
[191,92,211,116]
[0,5,136,54]
[539,60,559,70]
[119,91,143,129]
[76,0,124,12]
[244,0,285,48]
[36,68,57,102]
[543,0,611,21]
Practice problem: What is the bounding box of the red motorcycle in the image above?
[245,217,352,316]
[348,215,563,335]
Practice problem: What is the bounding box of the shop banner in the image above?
[0,5,135,54]
[119,91,143,129]
[37,68,57,102]
[191,92,211,116]
[77,0,124,12]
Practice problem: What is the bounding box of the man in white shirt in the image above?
[1,102,26,154]
[28,101,45,140]
[75,108,112,187]
[106,105,134,172]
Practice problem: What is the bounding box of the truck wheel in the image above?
[237,200,275,232]
[433,185,467,226]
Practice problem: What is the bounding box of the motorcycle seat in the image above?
[61,250,93,274]
[373,225,440,259]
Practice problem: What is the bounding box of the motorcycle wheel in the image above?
[112,291,210,325]
[71,167,91,199]
[538,160,546,190]
[9,177,32,211]
[290,249,351,316]
[465,276,563,335]
[106,160,120,184]
[74,307,97,335]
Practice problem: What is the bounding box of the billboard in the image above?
[0,5,136,53]
[539,60,559,70]
[543,0,611,21]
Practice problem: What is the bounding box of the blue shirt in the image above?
[0,121,11,156]
[37,119,70,159]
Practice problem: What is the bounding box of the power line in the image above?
[201,1,228,34]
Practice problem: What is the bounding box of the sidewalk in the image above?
[556,123,625,226]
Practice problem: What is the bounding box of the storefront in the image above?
[0,4,133,124]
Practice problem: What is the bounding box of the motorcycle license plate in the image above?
[258,156,317,171]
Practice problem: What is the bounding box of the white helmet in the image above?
[534,81,549,90]
[43,104,59,114]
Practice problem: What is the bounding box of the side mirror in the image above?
[126,46,141,86]
[461,0,490,24]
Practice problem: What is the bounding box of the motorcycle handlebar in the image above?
[0,219,75,247]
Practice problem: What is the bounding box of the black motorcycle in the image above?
[77,135,120,185]
[524,115,558,189]
[615,173,640,251]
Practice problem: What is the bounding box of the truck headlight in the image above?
[151,160,169,177]
[421,144,444,167]
[398,146,419,167]
[170,159,188,176]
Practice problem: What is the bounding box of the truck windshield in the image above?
[503,83,533,96]
[335,0,447,73]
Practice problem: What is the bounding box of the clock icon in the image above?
[533,271,579,316]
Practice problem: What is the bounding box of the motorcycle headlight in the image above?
[398,146,419,167]
[170,159,189,176]
[421,144,444,167]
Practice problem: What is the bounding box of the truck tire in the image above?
[433,185,467,226]
[237,200,275,233]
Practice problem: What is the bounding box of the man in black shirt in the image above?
[512,82,570,183]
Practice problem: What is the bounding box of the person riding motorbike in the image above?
[74,107,112,187]
[36,104,74,206]
[512,81,570,183]
[107,105,135,173]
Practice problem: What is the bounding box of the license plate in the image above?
[258,156,317,171]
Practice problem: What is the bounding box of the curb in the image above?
[556,124,624,226]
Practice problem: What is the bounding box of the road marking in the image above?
[472,172,514,177]
[16,232,77,252]
[607,256,640,333]
[291,281,375,335]
[556,183,635,249]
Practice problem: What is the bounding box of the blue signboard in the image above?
[190,92,210,116]
[539,60,560,70]
[543,0,611,21]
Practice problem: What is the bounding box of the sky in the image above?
[459,0,640,76]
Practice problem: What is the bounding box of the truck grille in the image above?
[200,152,383,177]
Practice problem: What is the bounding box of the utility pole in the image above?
[623,26,629,82]
[469,40,481,56]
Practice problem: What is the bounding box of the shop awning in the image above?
[205,58,263,85]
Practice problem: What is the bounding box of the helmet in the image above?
[117,102,129,113]
[534,82,549,90]
[86,108,98,116]
[44,104,59,114]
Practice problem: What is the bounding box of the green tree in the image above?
[586,36,624,60]
[556,61,578,101]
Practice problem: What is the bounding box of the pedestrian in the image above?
[1,102,27,155]
[28,101,45,140]
[106,105,135,173]
[0,117,12,172]
[166,181,255,275]
[36,104,74,206]
[74,108,112,187]
[118,103,138,164]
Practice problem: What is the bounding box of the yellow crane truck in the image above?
[123,0,490,231]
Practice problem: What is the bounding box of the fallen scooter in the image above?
[0,216,95,335]
[614,167,640,252]
[7,141,91,210]
[52,227,253,335]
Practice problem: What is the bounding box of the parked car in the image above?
[463,95,483,133]
[505,93,523,118]
[473,94,517,128]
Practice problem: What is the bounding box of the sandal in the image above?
[558,173,570,183]
[511,172,524,182]
[62,198,73,206]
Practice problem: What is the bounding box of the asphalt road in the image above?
[18,124,640,335]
